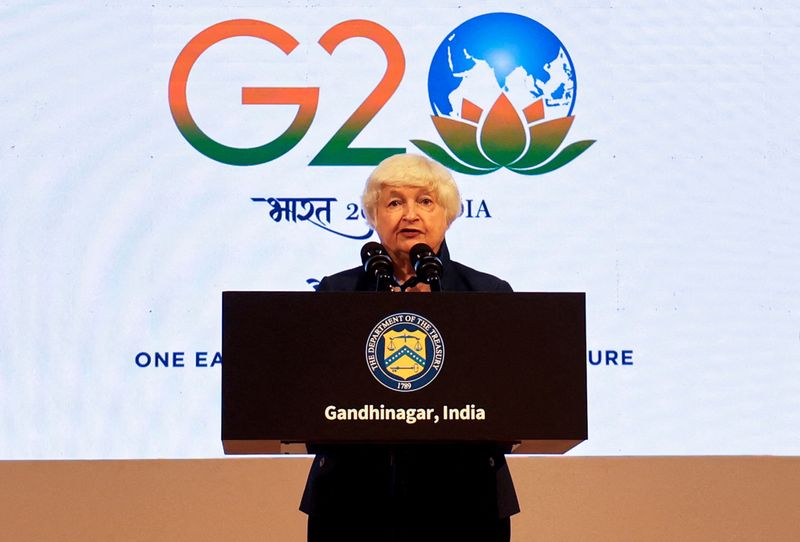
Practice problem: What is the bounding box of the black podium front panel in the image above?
[222,292,586,450]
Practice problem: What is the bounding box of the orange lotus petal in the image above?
[523,99,544,123]
[480,94,527,166]
[461,98,483,123]
[511,116,575,169]
[432,116,497,168]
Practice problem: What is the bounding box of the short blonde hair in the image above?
[361,154,461,228]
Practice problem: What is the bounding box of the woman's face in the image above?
[374,184,448,261]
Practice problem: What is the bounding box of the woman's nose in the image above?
[403,203,419,220]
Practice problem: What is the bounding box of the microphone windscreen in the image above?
[361,241,386,264]
[409,243,434,265]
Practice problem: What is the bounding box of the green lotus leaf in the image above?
[508,139,596,175]
[410,139,498,175]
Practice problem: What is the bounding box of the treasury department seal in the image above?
[365,312,445,392]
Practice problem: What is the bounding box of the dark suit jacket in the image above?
[299,242,520,519]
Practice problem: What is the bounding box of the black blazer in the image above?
[300,242,520,519]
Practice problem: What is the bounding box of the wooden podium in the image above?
[222,291,587,454]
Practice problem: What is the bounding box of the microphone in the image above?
[409,243,443,291]
[361,242,396,291]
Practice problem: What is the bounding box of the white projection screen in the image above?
[1,1,798,459]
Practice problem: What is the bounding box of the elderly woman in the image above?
[316,153,513,294]
[301,154,518,542]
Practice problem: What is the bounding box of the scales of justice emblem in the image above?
[382,329,428,379]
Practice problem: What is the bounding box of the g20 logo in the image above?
[168,13,594,174]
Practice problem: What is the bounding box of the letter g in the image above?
[168,19,319,165]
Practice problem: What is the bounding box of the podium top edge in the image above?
[221,290,587,295]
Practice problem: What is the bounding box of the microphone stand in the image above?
[397,274,441,292]
[376,273,398,292]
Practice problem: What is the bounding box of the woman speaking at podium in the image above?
[300,154,518,542]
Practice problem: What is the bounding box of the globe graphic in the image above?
[428,13,576,122]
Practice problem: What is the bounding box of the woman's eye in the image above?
[420,198,434,206]
[387,200,401,207]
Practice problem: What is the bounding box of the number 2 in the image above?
[310,20,406,166]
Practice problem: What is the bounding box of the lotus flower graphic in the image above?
[411,13,595,175]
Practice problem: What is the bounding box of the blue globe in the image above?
[428,13,576,121]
